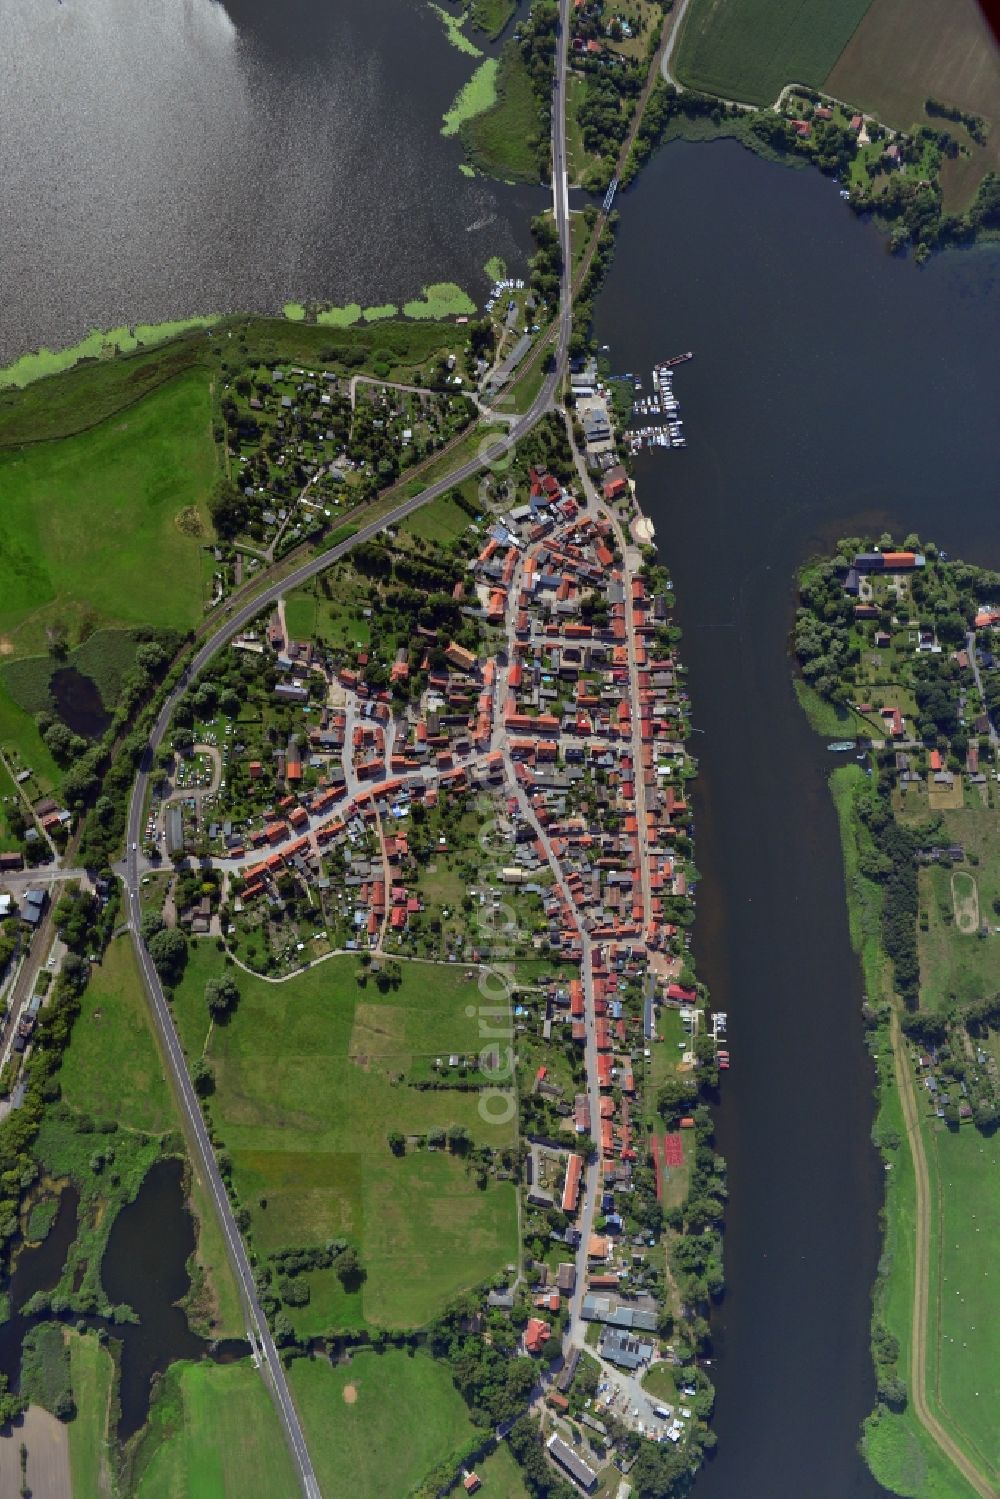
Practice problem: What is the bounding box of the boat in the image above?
[827,740,855,752]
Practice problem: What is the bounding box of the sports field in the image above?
[289,1350,483,1499]
[673,0,874,106]
[133,1360,300,1499]
[172,947,518,1325]
[0,369,217,657]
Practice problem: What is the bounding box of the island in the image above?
[795,537,1000,1499]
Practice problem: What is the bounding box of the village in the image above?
[139,391,720,1485]
[0,368,721,1491]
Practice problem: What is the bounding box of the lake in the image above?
[1,0,542,365]
[595,139,1000,1498]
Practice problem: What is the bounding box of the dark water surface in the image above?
[0,1163,244,1439]
[3,0,542,364]
[49,667,111,739]
[101,1156,245,1438]
[596,141,999,1498]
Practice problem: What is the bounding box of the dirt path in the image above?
[889,1008,996,1499]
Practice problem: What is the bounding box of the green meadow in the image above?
[133,1360,299,1499]
[59,936,173,1136]
[289,1350,483,1499]
[171,946,517,1327]
[0,369,217,656]
[925,1121,1000,1486]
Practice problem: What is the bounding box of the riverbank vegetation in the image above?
[795,537,1000,1498]
[459,2,559,180]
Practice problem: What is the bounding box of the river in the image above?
[1,0,541,365]
[595,139,1000,1498]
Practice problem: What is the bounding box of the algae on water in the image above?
[442,58,498,137]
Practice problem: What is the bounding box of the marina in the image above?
[625,354,693,454]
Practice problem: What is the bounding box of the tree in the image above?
[140,910,165,943]
[387,1132,406,1156]
[205,973,240,1022]
[335,1245,365,1290]
[192,1058,215,1097]
[148,928,188,985]
[208,477,247,540]
[657,1076,698,1123]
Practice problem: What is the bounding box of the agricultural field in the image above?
[289,1350,484,1499]
[673,0,874,107]
[0,369,218,657]
[170,945,518,1327]
[57,936,174,1136]
[132,1360,299,1499]
[66,1331,116,1499]
[825,0,1000,210]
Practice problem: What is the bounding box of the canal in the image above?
[595,139,1000,1497]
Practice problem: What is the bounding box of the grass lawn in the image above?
[566,73,604,187]
[0,370,217,656]
[133,1360,299,1499]
[289,1350,484,1499]
[641,1361,679,1404]
[0,753,22,850]
[59,937,174,1135]
[674,0,874,106]
[0,680,63,796]
[67,1331,115,1499]
[171,946,517,1325]
[461,44,543,181]
[472,1440,531,1497]
[401,488,478,545]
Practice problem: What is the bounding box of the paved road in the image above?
[659,0,694,88]
[119,4,577,1490]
